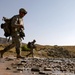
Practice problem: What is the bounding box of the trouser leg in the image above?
[26,52,32,57]
[15,44,20,56]
[16,42,24,58]
[12,35,22,57]
[31,49,33,57]
[2,44,15,52]
[26,49,33,57]
[15,41,22,56]
[0,43,15,58]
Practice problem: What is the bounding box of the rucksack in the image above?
[0,16,25,40]
[27,42,36,49]
[1,17,12,37]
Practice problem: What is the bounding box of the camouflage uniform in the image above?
[0,15,24,58]
[11,15,24,56]
[26,40,36,57]
[0,8,27,58]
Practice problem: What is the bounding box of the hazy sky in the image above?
[0,0,75,46]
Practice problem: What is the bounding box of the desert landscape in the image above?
[0,37,75,75]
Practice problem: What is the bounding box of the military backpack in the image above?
[1,17,12,37]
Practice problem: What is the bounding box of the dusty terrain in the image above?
[0,56,75,75]
[0,43,75,75]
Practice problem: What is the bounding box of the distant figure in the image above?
[0,8,27,58]
[26,40,36,57]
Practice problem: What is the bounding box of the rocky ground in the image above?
[0,38,75,75]
[0,56,75,75]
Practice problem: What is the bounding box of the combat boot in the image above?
[0,50,4,58]
[17,55,24,59]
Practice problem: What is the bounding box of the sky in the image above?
[0,0,75,46]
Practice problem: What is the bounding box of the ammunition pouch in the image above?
[1,23,5,29]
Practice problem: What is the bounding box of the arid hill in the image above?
[0,37,75,58]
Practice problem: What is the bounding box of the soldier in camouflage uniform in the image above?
[26,40,36,57]
[0,8,27,58]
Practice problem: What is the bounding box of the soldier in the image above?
[26,40,36,57]
[0,8,27,58]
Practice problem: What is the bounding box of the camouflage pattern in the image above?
[26,40,36,57]
[2,15,24,56]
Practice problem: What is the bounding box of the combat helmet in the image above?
[19,8,27,14]
[33,39,36,42]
